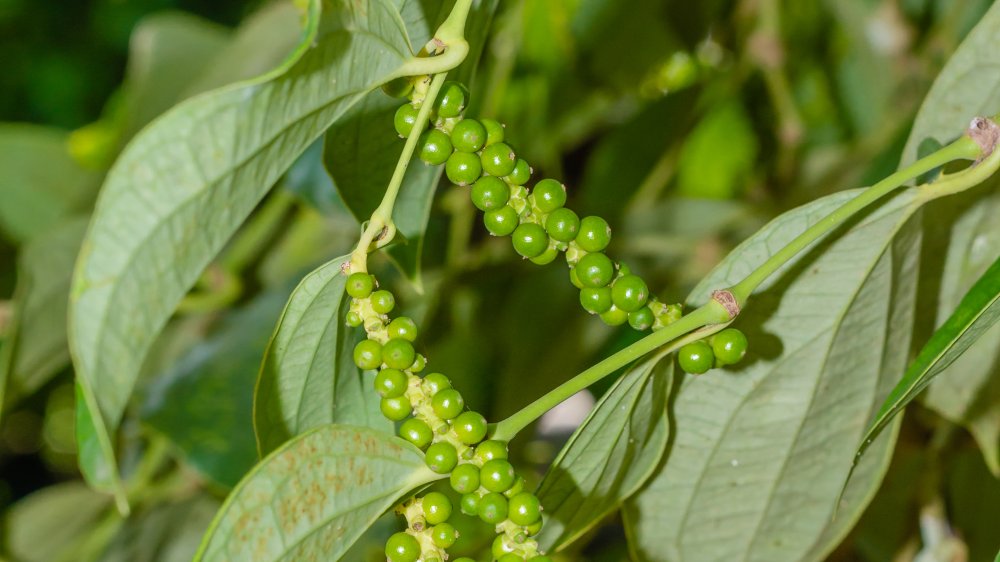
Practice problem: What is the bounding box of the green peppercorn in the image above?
[370,290,395,314]
[576,216,612,252]
[471,176,511,211]
[385,532,420,562]
[380,396,412,421]
[545,207,580,242]
[580,287,613,314]
[678,340,713,374]
[712,328,748,365]
[532,179,567,213]
[569,266,585,289]
[512,223,549,258]
[529,246,559,265]
[353,339,383,370]
[492,535,517,558]
[460,492,480,516]
[422,492,452,525]
[446,151,483,186]
[450,463,480,493]
[430,523,458,548]
[345,272,375,298]
[431,388,465,420]
[475,440,508,462]
[628,306,655,331]
[451,118,487,152]
[481,142,517,177]
[508,492,542,526]
[393,104,421,138]
[386,317,418,342]
[600,305,628,326]
[611,274,649,312]
[398,418,432,449]
[345,311,362,327]
[480,118,505,146]
[484,205,519,236]
[425,442,459,473]
[506,158,532,185]
[452,411,488,444]
[575,252,615,288]
[382,338,416,370]
[422,372,451,395]
[418,129,453,166]
[434,81,468,118]
[477,492,509,524]
[374,368,407,398]
[480,459,516,492]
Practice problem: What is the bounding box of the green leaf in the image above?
[122,12,230,139]
[141,287,292,488]
[99,495,220,562]
[625,188,923,561]
[69,0,419,499]
[194,424,439,561]
[4,482,112,562]
[899,0,1000,477]
[323,0,498,285]
[535,353,672,552]
[858,255,1000,461]
[676,100,758,199]
[0,218,88,408]
[0,124,97,243]
[254,256,390,456]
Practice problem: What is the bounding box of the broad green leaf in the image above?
[99,495,220,562]
[4,482,112,562]
[0,218,87,408]
[194,424,439,561]
[676,100,758,200]
[142,287,292,488]
[323,0,498,285]
[536,353,672,552]
[69,0,420,499]
[625,188,922,561]
[858,255,1000,461]
[0,124,97,242]
[123,12,230,139]
[254,256,389,456]
[899,0,1000,477]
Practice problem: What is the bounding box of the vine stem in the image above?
[349,1,474,272]
[494,118,998,441]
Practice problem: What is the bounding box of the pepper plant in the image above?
[1,0,999,561]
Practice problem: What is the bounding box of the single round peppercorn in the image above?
[508,492,542,526]
[628,306,655,331]
[446,151,482,186]
[471,176,511,211]
[422,492,452,525]
[382,76,413,98]
[580,287,613,314]
[431,388,465,420]
[425,442,459,473]
[393,103,421,138]
[345,272,374,298]
[481,142,517,177]
[452,411,488,444]
[451,118,487,152]
[678,340,714,374]
[506,158,532,185]
[422,373,451,395]
[434,81,468,118]
[529,246,559,265]
[576,216,612,252]
[611,274,649,312]
[387,316,418,342]
[512,223,549,258]
[480,459,516,492]
[370,290,395,314]
[475,440,508,462]
[712,328,748,365]
[385,532,420,562]
[503,475,525,498]
[374,368,407,398]
[409,354,426,372]
[353,339,382,370]
[382,338,416,370]
[575,253,615,288]
[430,523,457,548]
[345,311,362,327]
[600,305,628,326]
[532,179,567,213]
[418,129,453,165]
[526,521,543,536]
[481,118,505,145]
[478,492,509,524]
[380,396,412,421]
[545,207,580,242]
[484,205,519,236]
[450,463,480,493]
[459,492,480,516]
[399,418,432,449]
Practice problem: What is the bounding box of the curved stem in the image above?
[491,300,732,441]
[729,134,981,303]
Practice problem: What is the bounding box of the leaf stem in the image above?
[490,300,732,442]
[729,133,982,303]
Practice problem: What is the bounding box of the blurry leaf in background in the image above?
[626,189,922,561]
[536,354,671,552]
[945,449,1000,562]
[141,286,294,489]
[254,256,390,457]
[194,425,440,562]
[676,100,758,200]
[0,218,88,407]
[850,444,923,562]
[0,124,97,243]
[4,482,112,562]
[99,495,220,562]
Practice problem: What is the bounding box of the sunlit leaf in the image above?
[536,353,671,551]
[69,0,419,501]
[194,424,439,562]
[254,256,389,456]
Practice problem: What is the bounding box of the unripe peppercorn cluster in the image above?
[365,76,750,560]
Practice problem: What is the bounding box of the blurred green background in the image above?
[1,0,998,560]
